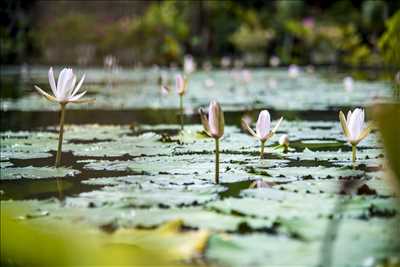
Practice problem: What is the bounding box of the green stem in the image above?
[215,138,220,184]
[260,141,265,159]
[55,103,66,168]
[179,94,184,131]
[352,145,356,163]
[283,145,288,153]
[56,177,63,199]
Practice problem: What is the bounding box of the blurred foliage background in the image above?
[1,0,399,67]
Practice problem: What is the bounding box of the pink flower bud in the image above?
[256,110,271,141]
[208,101,224,139]
[176,74,186,95]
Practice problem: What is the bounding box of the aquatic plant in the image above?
[34,67,94,167]
[339,108,372,163]
[279,134,290,153]
[176,74,188,130]
[242,110,283,159]
[199,101,224,184]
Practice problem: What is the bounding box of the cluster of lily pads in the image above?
[35,67,372,184]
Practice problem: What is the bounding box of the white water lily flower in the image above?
[242,110,283,159]
[34,67,93,104]
[242,110,283,142]
[339,108,372,146]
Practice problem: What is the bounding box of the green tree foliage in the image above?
[378,10,400,67]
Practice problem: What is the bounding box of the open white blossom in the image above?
[34,67,93,104]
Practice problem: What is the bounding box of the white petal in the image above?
[34,85,57,102]
[256,110,271,140]
[59,68,74,97]
[48,67,57,96]
[348,108,362,140]
[59,75,75,100]
[71,74,85,97]
[65,75,77,97]
[69,91,87,101]
[57,68,67,94]
[346,110,352,127]
[355,109,365,139]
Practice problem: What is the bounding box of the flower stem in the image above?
[179,94,184,131]
[352,144,356,163]
[260,141,265,159]
[55,103,66,168]
[215,138,220,184]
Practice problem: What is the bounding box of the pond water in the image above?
[1,67,399,266]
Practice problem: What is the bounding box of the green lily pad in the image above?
[258,166,365,179]
[0,166,80,180]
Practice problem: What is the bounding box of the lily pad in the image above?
[0,166,80,180]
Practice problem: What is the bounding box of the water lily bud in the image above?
[208,100,224,139]
[176,74,187,96]
[279,134,289,147]
[256,110,271,141]
[343,76,354,92]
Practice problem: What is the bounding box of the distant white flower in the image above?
[221,56,231,68]
[205,78,215,88]
[269,56,280,67]
[288,65,300,78]
[202,61,213,72]
[279,134,289,153]
[104,55,117,69]
[306,65,315,74]
[279,134,289,146]
[34,67,93,104]
[184,55,196,75]
[343,76,354,92]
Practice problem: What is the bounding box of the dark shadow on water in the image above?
[2,108,346,131]
[0,151,136,201]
